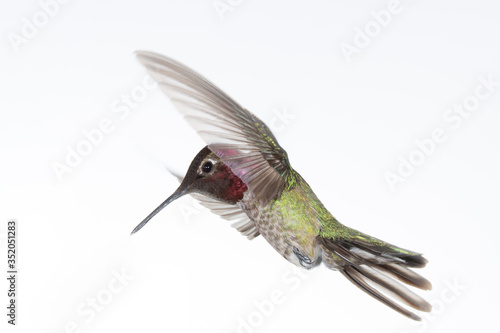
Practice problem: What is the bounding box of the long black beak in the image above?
[130,187,188,235]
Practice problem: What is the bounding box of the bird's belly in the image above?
[241,192,322,269]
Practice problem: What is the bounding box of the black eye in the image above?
[201,161,213,173]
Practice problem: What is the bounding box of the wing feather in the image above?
[190,193,260,240]
[136,51,292,203]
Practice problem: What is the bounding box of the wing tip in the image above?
[134,49,151,62]
[134,50,179,70]
[135,49,156,59]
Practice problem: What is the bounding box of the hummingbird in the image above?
[131,51,432,321]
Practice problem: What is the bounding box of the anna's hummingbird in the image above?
[131,51,432,321]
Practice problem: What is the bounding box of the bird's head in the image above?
[131,146,247,234]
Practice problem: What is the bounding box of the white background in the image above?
[1,1,499,332]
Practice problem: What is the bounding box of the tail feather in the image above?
[340,266,423,321]
[355,265,431,312]
[377,263,432,290]
[318,234,432,321]
[348,234,428,268]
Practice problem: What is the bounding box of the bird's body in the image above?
[240,170,323,269]
[131,51,432,321]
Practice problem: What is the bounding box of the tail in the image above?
[318,232,432,321]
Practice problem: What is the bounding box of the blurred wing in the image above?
[136,51,291,204]
[190,193,260,240]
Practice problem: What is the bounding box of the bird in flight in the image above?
[131,51,432,321]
